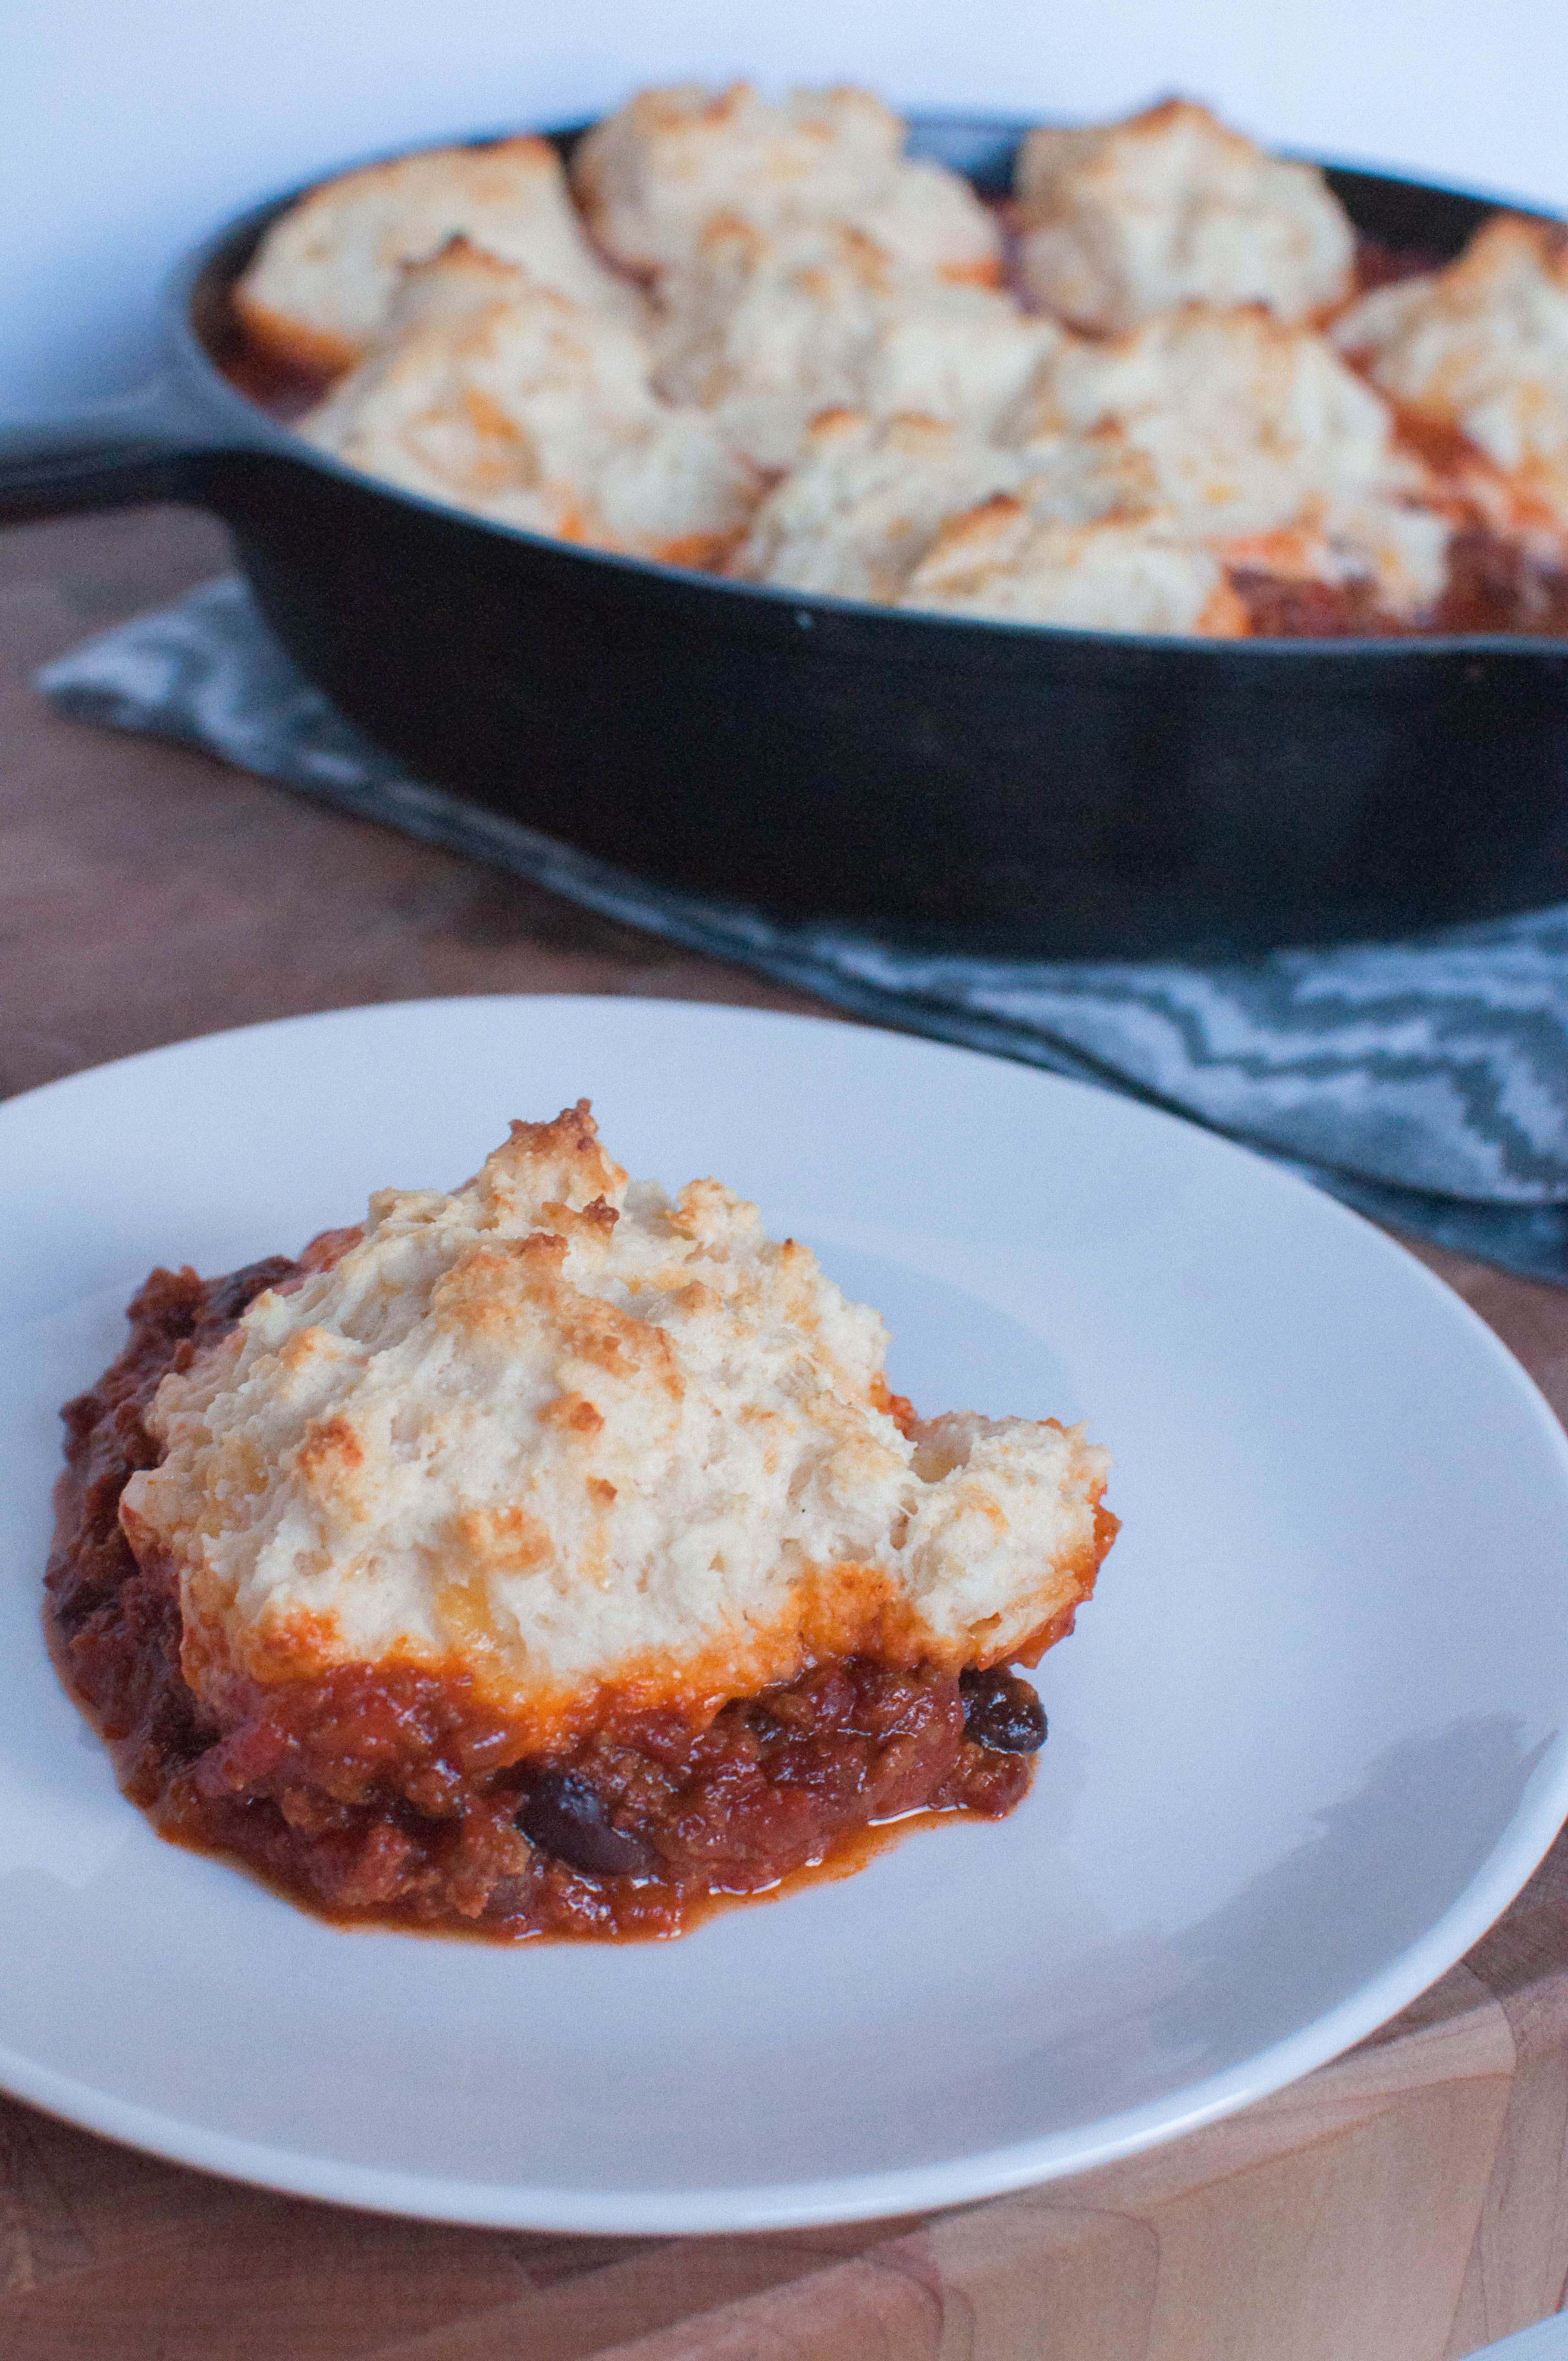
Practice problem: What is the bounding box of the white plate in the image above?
[3,995,1567,2234]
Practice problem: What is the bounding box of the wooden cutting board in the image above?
[3,508,1567,2361]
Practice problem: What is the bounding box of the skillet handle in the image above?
[0,375,221,523]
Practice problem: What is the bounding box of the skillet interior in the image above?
[171,118,1568,957]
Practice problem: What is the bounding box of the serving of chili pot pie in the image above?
[46,1105,1117,1941]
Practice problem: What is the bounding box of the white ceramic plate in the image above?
[3,995,1567,2234]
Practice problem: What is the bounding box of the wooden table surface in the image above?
[4,507,1568,2361]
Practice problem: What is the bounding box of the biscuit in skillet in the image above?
[301,239,761,564]
[573,81,1001,284]
[1015,97,1355,335]
[236,133,639,379]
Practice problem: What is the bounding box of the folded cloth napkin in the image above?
[39,574,1568,1285]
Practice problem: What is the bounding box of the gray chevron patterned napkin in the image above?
[39,574,1568,1285]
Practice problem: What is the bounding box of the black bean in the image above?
[516,1770,655,1876]
[959,1667,1047,1754]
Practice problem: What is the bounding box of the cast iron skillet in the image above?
[3,117,1566,957]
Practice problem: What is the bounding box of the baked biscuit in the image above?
[653,217,1055,471]
[733,410,1028,600]
[123,1104,1113,1743]
[860,276,1064,438]
[1000,303,1448,614]
[903,494,1248,634]
[1015,98,1354,334]
[573,81,1001,282]
[235,134,639,378]
[849,153,1009,285]
[1335,214,1568,538]
[301,241,760,564]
